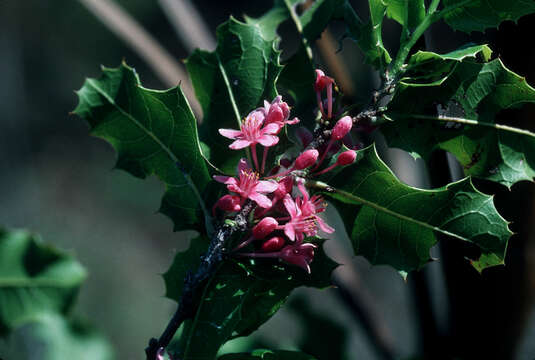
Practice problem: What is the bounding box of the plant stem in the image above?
[389,0,441,79]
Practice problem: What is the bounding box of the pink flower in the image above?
[315,69,335,119]
[279,242,317,273]
[219,110,280,150]
[282,194,318,242]
[314,69,334,92]
[263,96,299,131]
[214,159,277,208]
[297,184,335,234]
[213,194,241,215]
[336,150,356,165]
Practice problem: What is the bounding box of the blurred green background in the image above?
[1,1,535,359]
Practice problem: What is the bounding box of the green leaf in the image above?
[167,241,336,359]
[316,145,512,274]
[441,0,535,33]
[163,236,209,302]
[0,314,114,360]
[74,63,212,232]
[384,49,535,188]
[219,349,317,360]
[0,228,86,336]
[186,17,282,172]
[384,0,426,29]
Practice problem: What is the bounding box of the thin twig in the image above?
[78,0,201,115]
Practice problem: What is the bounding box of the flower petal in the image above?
[286,117,300,125]
[283,194,298,218]
[263,122,282,135]
[249,192,273,208]
[229,139,253,149]
[219,128,243,139]
[213,175,237,185]
[237,158,251,173]
[254,180,278,193]
[284,223,296,241]
[257,134,279,147]
[317,216,335,234]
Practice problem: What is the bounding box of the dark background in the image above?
[1,1,534,359]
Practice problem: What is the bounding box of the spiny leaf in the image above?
[0,314,114,360]
[441,0,535,33]
[317,145,512,275]
[384,0,426,30]
[384,48,535,188]
[0,228,86,336]
[219,349,317,360]
[74,63,212,232]
[186,17,283,173]
[166,239,336,359]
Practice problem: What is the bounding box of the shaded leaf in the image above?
[441,0,535,33]
[74,63,211,232]
[0,228,86,336]
[384,0,426,29]
[384,49,535,188]
[186,17,282,172]
[219,349,316,360]
[166,240,336,359]
[318,145,512,274]
[0,314,114,360]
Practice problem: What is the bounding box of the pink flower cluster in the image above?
[213,71,359,273]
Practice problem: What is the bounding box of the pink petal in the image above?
[249,192,273,208]
[229,139,253,149]
[213,175,237,185]
[237,158,251,173]
[284,223,296,241]
[219,128,243,139]
[298,183,310,202]
[254,180,278,193]
[283,195,298,218]
[271,95,282,104]
[263,122,282,135]
[266,107,284,125]
[317,216,335,234]
[257,134,279,147]
[286,117,300,125]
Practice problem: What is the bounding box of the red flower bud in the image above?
[332,116,353,140]
[253,217,279,239]
[336,150,356,166]
[294,149,319,170]
[216,194,241,212]
[261,236,286,252]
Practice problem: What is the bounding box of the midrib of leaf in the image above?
[308,180,480,244]
[282,0,313,62]
[85,79,211,228]
[408,114,535,138]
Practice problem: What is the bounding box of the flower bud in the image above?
[294,149,319,170]
[253,217,279,239]
[332,116,353,140]
[336,150,356,166]
[274,176,293,199]
[216,195,241,212]
[261,236,286,252]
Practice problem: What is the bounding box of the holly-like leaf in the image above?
[316,145,512,275]
[0,314,114,360]
[219,349,317,360]
[74,63,212,232]
[441,0,535,33]
[384,0,426,29]
[166,240,336,359]
[0,228,86,336]
[384,49,535,188]
[186,17,282,172]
